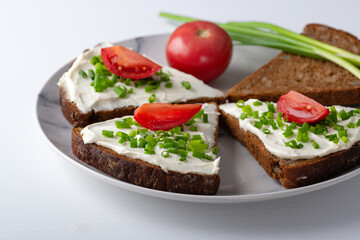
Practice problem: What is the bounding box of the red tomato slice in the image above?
[134,103,202,131]
[277,91,330,123]
[101,46,162,80]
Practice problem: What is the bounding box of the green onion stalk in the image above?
[159,12,360,79]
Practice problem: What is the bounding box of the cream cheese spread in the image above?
[81,104,220,175]
[220,99,360,160]
[58,43,224,113]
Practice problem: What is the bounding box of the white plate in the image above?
[36,33,360,203]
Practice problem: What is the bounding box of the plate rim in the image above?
[36,32,360,204]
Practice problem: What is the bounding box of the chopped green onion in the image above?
[181,81,191,89]
[162,151,169,158]
[113,86,127,98]
[192,135,202,140]
[341,136,349,143]
[190,126,198,131]
[182,132,191,139]
[128,88,134,94]
[148,94,156,103]
[253,100,263,106]
[269,120,278,130]
[139,138,146,148]
[334,124,345,131]
[88,69,95,80]
[357,119,360,127]
[339,110,350,121]
[172,126,182,135]
[212,146,219,154]
[129,130,137,138]
[78,70,88,78]
[192,151,206,159]
[242,105,252,113]
[240,113,247,120]
[161,74,170,82]
[254,121,263,129]
[115,118,132,129]
[262,128,270,134]
[125,78,131,86]
[178,149,188,157]
[135,79,146,88]
[347,122,356,128]
[260,116,268,125]
[175,136,188,142]
[102,130,113,138]
[236,100,245,108]
[252,111,259,119]
[145,85,154,93]
[285,140,303,149]
[116,131,128,138]
[130,138,138,148]
[283,129,294,138]
[90,56,99,65]
[165,82,173,88]
[168,147,178,154]
[338,129,347,138]
[266,102,276,113]
[311,140,320,149]
[296,123,310,143]
[203,114,208,123]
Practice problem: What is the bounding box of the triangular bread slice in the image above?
[59,43,225,127]
[219,100,360,188]
[227,24,360,105]
[71,103,221,195]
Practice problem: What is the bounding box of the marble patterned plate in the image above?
[36,33,360,203]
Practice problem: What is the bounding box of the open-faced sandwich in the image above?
[58,43,225,127]
[72,103,221,195]
[220,91,360,188]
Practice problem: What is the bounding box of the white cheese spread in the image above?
[81,104,220,175]
[58,43,224,113]
[220,99,360,160]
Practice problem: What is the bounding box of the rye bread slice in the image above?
[220,110,360,188]
[227,24,360,105]
[71,104,221,195]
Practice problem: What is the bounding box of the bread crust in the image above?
[71,105,221,195]
[227,23,360,105]
[60,87,225,127]
[220,110,360,188]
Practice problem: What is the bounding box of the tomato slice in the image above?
[134,103,202,131]
[277,91,330,123]
[101,46,162,79]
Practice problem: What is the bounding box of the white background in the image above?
[2,0,360,239]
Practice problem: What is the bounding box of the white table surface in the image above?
[2,0,360,239]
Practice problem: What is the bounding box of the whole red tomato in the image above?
[166,21,233,83]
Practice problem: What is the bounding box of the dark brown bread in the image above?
[71,104,221,195]
[60,87,225,128]
[220,110,360,188]
[227,24,360,105]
